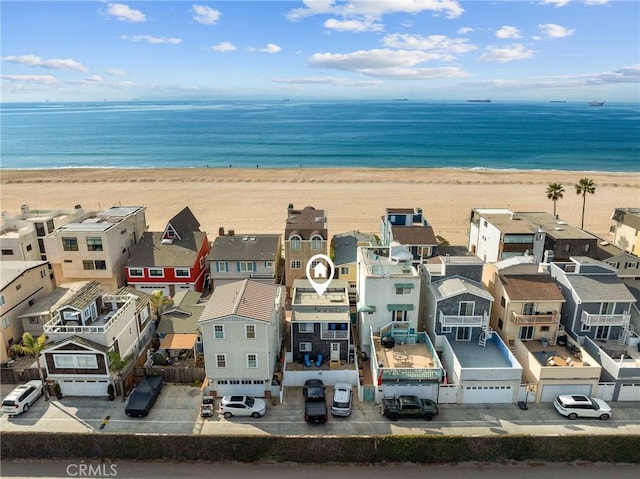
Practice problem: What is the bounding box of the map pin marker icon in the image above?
[305,254,335,296]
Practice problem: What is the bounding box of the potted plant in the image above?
[107,383,115,401]
[53,382,63,400]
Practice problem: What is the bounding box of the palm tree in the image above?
[149,290,172,323]
[11,332,50,400]
[107,350,134,400]
[546,182,565,217]
[575,178,596,229]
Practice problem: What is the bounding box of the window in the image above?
[265,261,273,268]
[456,327,472,341]
[392,310,408,321]
[500,296,506,307]
[583,244,590,253]
[214,324,224,339]
[395,287,411,295]
[564,244,570,252]
[54,355,75,368]
[86,237,103,251]
[441,326,452,333]
[95,261,106,270]
[459,302,475,316]
[245,324,256,339]
[217,262,228,272]
[35,222,45,237]
[627,262,638,269]
[247,354,257,368]
[289,235,302,250]
[299,342,312,352]
[299,322,313,333]
[498,318,504,330]
[83,260,95,270]
[1,249,14,255]
[76,356,98,368]
[340,267,349,275]
[26,244,32,252]
[2,317,9,329]
[600,302,615,315]
[148,268,163,277]
[290,260,301,269]
[62,237,79,251]
[15,284,21,291]
[129,268,144,277]
[239,261,254,272]
[175,268,190,277]
[216,354,227,368]
[523,302,536,315]
[40,270,46,278]
[519,326,534,340]
[0,295,5,307]
[311,235,323,250]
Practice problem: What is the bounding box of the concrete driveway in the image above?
[1,383,639,436]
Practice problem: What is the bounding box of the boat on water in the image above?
[467,99,491,103]
[588,100,605,106]
[550,100,566,103]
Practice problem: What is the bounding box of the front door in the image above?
[330,343,340,361]
[519,326,534,340]
[595,326,610,340]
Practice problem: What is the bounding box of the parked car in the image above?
[200,395,215,418]
[331,383,353,417]
[218,395,266,418]
[381,395,439,421]
[553,394,612,420]
[125,375,164,418]
[1,380,44,416]
[303,379,328,424]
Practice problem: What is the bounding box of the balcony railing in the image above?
[439,311,487,328]
[581,311,630,327]
[380,367,442,382]
[321,330,349,340]
[511,311,559,326]
[43,295,135,335]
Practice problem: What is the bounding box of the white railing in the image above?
[581,311,630,327]
[43,295,135,334]
[439,311,486,328]
[321,330,349,340]
[511,311,559,326]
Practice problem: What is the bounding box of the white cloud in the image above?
[382,33,476,55]
[496,26,521,39]
[308,48,470,79]
[106,68,127,76]
[584,0,609,5]
[324,17,384,32]
[270,76,382,87]
[210,42,237,52]
[538,23,575,39]
[249,43,282,54]
[3,54,89,72]
[287,0,464,21]
[477,44,534,63]
[193,5,222,25]
[457,27,473,35]
[102,3,146,23]
[2,74,57,84]
[120,35,182,44]
[540,0,571,7]
[68,75,104,85]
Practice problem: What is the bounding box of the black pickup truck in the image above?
[125,375,164,418]
[381,395,439,421]
[303,379,328,424]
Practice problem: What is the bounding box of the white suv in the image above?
[1,380,44,416]
[218,395,266,418]
[331,383,353,417]
[553,394,612,420]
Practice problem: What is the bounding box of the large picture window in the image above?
[86,237,103,251]
[62,237,79,251]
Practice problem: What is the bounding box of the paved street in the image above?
[1,383,639,436]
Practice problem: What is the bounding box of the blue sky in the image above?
[1,0,639,102]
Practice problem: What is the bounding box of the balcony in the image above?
[511,311,559,326]
[320,330,349,340]
[581,311,630,327]
[43,294,135,335]
[439,311,487,328]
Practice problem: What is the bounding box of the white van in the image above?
[1,380,43,416]
[331,383,353,417]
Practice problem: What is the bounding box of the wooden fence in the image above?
[0,367,43,384]
[134,366,206,384]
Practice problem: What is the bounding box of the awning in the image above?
[394,283,414,289]
[387,304,414,311]
[159,333,198,350]
[357,305,376,313]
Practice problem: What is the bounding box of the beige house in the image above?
[0,261,56,363]
[283,204,328,295]
[610,207,640,256]
[43,206,147,292]
[1,204,85,262]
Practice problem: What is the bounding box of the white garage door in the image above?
[61,379,109,397]
[215,379,265,398]
[540,384,592,402]
[382,383,438,401]
[618,383,640,401]
[462,385,514,404]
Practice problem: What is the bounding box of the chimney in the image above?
[228,229,235,237]
[20,204,29,215]
[219,226,225,236]
[288,203,294,213]
[74,204,82,210]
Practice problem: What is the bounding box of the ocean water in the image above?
[0,100,638,171]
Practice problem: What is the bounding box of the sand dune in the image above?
[1,168,638,247]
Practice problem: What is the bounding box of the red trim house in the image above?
[125,207,210,296]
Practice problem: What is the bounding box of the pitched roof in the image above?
[18,281,95,319]
[199,279,279,323]
[0,261,48,290]
[60,281,102,311]
[158,290,205,335]
[44,335,109,354]
[332,231,378,266]
[115,286,152,313]
[430,275,494,302]
[391,225,437,245]
[500,274,565,302]
[164,206,201,240]
[126,231,207,267]
[565,275,637,302]
[284,205,327,239]
[209,233,280,261]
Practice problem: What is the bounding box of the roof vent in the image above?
[161,239,173,245]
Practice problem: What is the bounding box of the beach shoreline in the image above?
[1,167,638,247]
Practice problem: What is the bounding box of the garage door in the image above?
[382,383,438,401]
[462,384,514,404]
[215,379,265,398]
[540,384,592,403]
[618,383,640,401]
[61,379,109,397]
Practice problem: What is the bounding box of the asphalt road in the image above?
[1,383,640,436]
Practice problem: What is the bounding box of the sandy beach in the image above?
[1,168,638,247]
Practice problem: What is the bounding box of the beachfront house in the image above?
[0,261,56,364]
[357,245,441,402]
[43,206,148,292]
[198,279,285,398]
[125,206,210,296]
[208,229,281,289]
[331,231,378,302]
[482,257,602,403]
[548,257,639,401]
[467,209,597,264]
[609,208,640,256]
[379,207,438,266]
